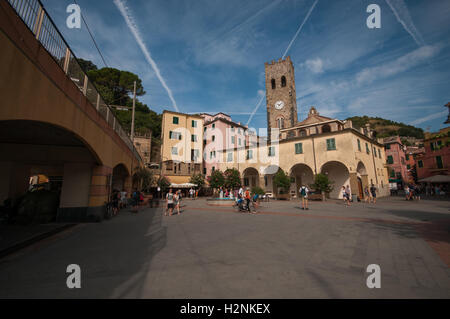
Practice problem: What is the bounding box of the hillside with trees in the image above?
[78,58,162,139]
[346,116,424,139]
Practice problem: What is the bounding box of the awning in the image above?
[418,175,450,183]
[170,183,198,188]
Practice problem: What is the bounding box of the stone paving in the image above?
[0,197,449,298]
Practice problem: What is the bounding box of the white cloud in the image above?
[303,58,324,74]
[355,44,442,85]
[409,110,447,125]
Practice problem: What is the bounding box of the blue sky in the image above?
[41,0,450,133]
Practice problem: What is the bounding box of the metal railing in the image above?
[7,0,142,162]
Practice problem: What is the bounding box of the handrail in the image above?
[6,0,143,162]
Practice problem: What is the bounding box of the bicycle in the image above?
[104,201,114,220]
[233,199,257,213]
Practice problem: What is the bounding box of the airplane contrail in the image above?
[385,0,425,47]
[246,0,319,126]
[113,0,179,112]
[282,0,319,58]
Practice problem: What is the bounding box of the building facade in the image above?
[133,133,152,167]
[383,136,409,186]
[415,127,450,179]
[160,111,204,184]
[201,112,251,177]
[216,106,389,199]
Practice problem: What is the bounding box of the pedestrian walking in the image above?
[345,185,351,204]
[131,189,140,212]
[165,189,174,216]
[252,192,259,213]
[342,186,350,206]
[370,184,377,204]
[174,190,181,215]
[299,185,309,210]
[364,186,371,203]
[244,188,251,213]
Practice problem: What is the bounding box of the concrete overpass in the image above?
[0,0,142,221]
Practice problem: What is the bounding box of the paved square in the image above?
[0,197,449,298]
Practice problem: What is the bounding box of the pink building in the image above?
[416,127,450,180]
[384,136,409,186]
[200,113,252,177]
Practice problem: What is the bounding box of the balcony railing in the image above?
[7,0,142,162]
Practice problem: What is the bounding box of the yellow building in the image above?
[160,110,204,184]
[133,133,152,166]
[217,107,390,200]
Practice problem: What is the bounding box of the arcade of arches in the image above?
[235,160,375,200]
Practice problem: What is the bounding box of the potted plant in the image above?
[273,169,291,200]
[310,173,334,201]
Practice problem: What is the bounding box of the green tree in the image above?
[132,167,154,193]
[208,170,225,190]
[190,174,205,189]
[273,169,291,194]
[78,58,98,73]
[251,186,265,196]
[87,67,146,106]
[310,173,334,201]
[224,168,241,189]
[157,175,171,193]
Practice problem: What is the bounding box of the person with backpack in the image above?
[165,188,174,216]
[252,192,259,213]
[299,185,309,210]
[132,189,139,212]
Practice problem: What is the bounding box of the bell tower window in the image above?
[276,117,285,129]
[281,76,286,87]
[271,78,276,89]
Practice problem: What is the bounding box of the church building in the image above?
[216,56,390,200]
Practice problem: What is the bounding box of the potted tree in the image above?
[273,169,291,200]
[310,173,334,201]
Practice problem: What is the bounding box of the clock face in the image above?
[274,100,285,110]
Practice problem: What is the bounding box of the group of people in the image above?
[235,186,260,213]
[188,188,199,200]
[165,189,182,216]
[363,184,378,204]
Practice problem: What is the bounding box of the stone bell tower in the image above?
[265,56,298,139]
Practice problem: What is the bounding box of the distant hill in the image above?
[346,116,424,139]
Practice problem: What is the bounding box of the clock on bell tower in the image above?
[265,56,298,138]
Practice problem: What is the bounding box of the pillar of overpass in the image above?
[56,163,93,222]
[0,162,30,205]
[87,165,113,221]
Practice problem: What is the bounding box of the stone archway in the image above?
[355,161,369,199]
[112,164,130,193]
[243,167,259,189]
[262,165,281,195]
[289,163,314,198]
[320,161,350,199]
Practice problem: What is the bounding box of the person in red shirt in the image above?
[244,188,251,213]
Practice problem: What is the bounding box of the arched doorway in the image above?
[112,164,130,192]
[320,161,350,199]
[356,161,368,200]
[289,164,314,198]
[262,165,281,196]
[243,167,259,189]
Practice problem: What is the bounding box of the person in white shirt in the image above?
[299,185,309,210]
[238,186,244,199]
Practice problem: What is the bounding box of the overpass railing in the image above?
[6,0,143,163]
